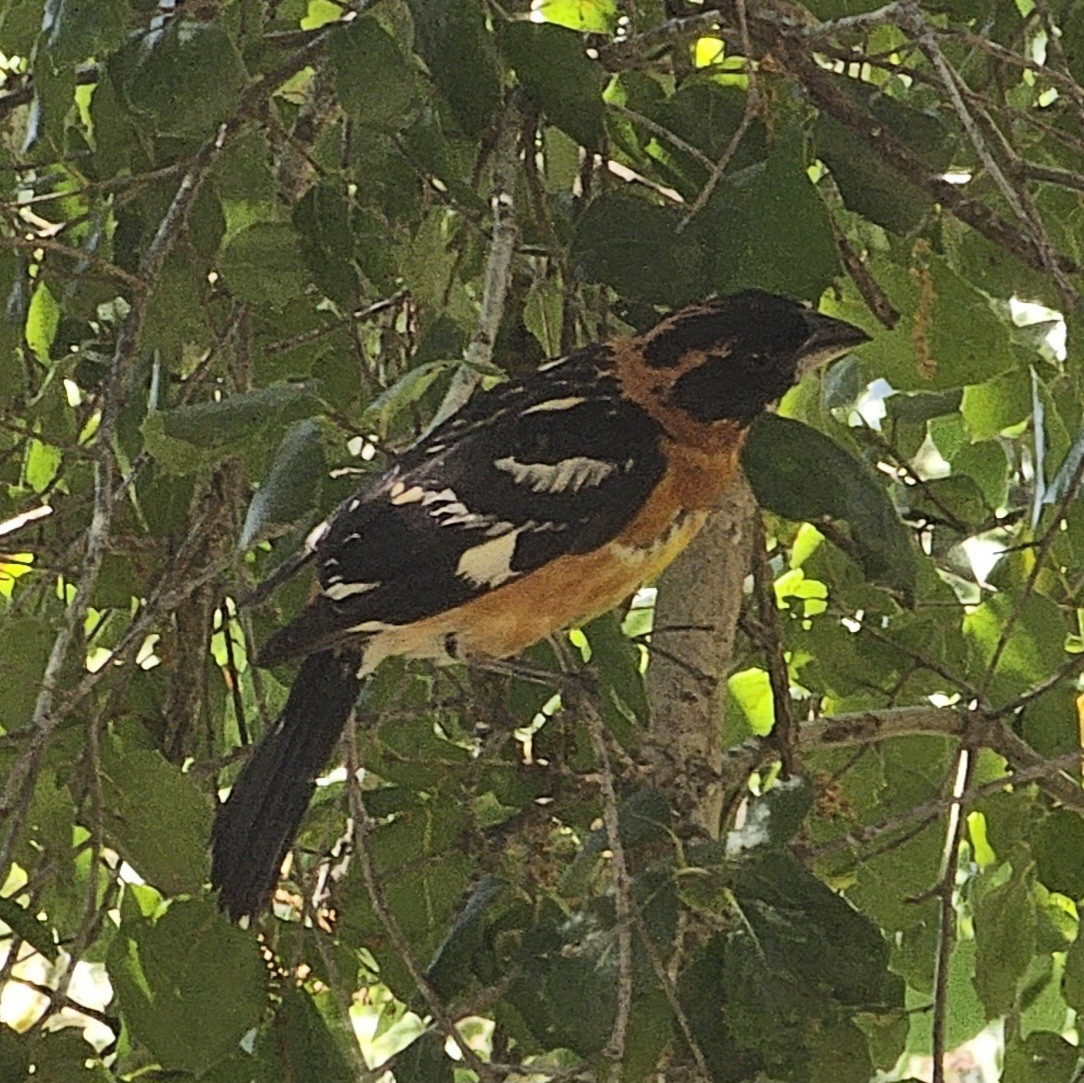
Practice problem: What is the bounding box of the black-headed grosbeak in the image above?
[211,289,869,918]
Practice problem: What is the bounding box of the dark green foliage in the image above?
[1,1,1083,1080]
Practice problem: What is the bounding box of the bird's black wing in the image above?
[257,344,667,665]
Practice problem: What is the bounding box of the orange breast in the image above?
[361,438,746,669]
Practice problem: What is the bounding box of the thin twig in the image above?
[608,103,716,172]
[980,448,1084,699]
[577,690,635,1065]
[748,518,798,775]
[264,293,407,356]
[427,95,522,431]
[1,233,147,294]
[629,900,710,1080]
[930,746,972,1083]
[598,11,735,70]
[798,746,1084,864]
[344,728,499,1081]
[0,23,338,872]
[678,75,758,229]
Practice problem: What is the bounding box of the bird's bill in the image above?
[796,310,871,375]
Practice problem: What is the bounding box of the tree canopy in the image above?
[1,1,1083,1081]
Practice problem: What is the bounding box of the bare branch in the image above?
[428,95,523,430]
[931,747,972,1083]
[0,24,339,872]
[579,690,635,1065]
[345,731,500,1082]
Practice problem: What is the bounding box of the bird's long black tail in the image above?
[210,648,361,920]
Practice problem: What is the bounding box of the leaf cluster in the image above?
[0,0,1083,1081]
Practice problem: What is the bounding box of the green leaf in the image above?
[808,1018,875,1083]
[571,194,706,305]
[963,592,1066,705]
[707,133,840,300]
[20,1030,108,1083]
[0,894,57,958]
[140,252,215,359]
[218,221,308,306]
[535,0,617,32]
[824,249,1017,391]
[732,851,896,1008]
[24,438,62,493]
[582,611,649,726]
[240,419,327,549]
[405,0,501,137]
[0,0,45,56]
[498,22,605,149]
[425,874,506,1000]
[99,736,211,894]
[523,277,563,355]
[940,937,988,1049]
[972,863,1035,1017]
[1063,925,1084,1014]
[743,414,917,599]
[727,666,774,736]
[883,388,962,424]
[1021,685,1080,764]
[293,183,357,308]
[1032,810,1084,900]
[677,937,761,1082]
[1063,0,1084,85]
[393,1032,456,1083]
[120,21,248,139]
[254,985,356,1083]
[358,360,455,439]
[815,85,950,235]
[42,0,130,66]
[22,61,75,154]
[509,912,618,1056]
[25,281,60,364]
[1047,428,1084,506]
[1002,1029,1078,1083]
[951,441,1009,512]
[108,899,267,1075]
[0,1026,29,1083]
[328,15,425,132]
[142,384,317,474]
[0,617,52,731]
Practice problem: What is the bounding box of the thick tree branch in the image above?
[647,475,758,837]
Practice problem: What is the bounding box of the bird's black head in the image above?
[642,290,870,424]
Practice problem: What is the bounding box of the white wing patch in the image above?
[455,527,523,588]
[536,355,571,372]
[324,580,381,601]
[523,396,587,414]
[390,484,426,506]
[304,520,330,551]
[495,455,617,494]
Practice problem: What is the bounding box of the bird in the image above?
[210,289,870,919]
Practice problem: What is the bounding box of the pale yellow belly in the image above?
[361,508,710,671]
